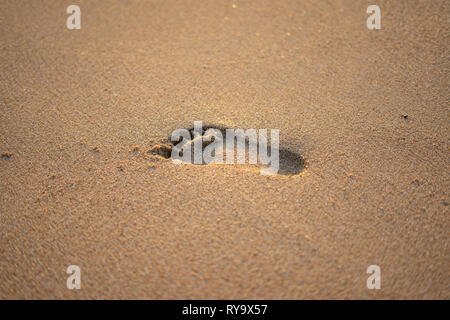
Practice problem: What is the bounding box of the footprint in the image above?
[148,124,306,176]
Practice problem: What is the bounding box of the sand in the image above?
[0,0,448,299]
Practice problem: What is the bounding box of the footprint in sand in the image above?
[146,124,306,176]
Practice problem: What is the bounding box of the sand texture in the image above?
[0,0,449,299]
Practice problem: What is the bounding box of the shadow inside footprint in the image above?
[277,148,306,175]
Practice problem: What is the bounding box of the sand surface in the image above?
[0,0,448,299]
